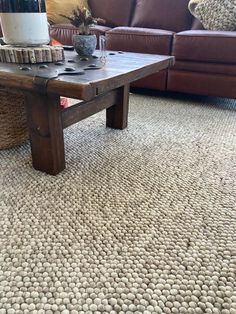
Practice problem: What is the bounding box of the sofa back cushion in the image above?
[191,18,205,30]
[88,0,135,27]
[131,0,193,32]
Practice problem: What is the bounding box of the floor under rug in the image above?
[0,94,236,313]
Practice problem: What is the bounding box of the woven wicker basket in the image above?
[0,86,28,149]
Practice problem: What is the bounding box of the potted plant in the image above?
[62,7,105,56]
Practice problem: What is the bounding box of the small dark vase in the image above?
[73,34,97,56]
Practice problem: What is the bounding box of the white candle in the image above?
[0,12,49,46]
[0,0,49,46]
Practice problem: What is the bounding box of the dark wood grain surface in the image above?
[0,50,174,100]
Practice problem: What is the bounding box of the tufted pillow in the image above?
[46,0,89,24]
[131,0,192,33]
[189,0,236,31]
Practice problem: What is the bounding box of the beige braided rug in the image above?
[0,94,236,314]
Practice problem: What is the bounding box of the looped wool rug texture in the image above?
[0,94,236,314]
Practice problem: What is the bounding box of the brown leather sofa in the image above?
[48,0,236,99]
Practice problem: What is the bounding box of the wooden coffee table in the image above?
[0,50,174,175]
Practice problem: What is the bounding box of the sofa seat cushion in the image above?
[173,30,236,63]
[50,24,111,46]
[88,0,135,27]
[173,61,236,76]
[131,0,192,32]
[106,27,174,55]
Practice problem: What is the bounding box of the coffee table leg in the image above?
[106,85,129,129]
[24,92,65,175]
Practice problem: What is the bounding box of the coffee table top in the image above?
[0,50,174,100]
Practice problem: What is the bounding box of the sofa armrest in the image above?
[172,30,236,64]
